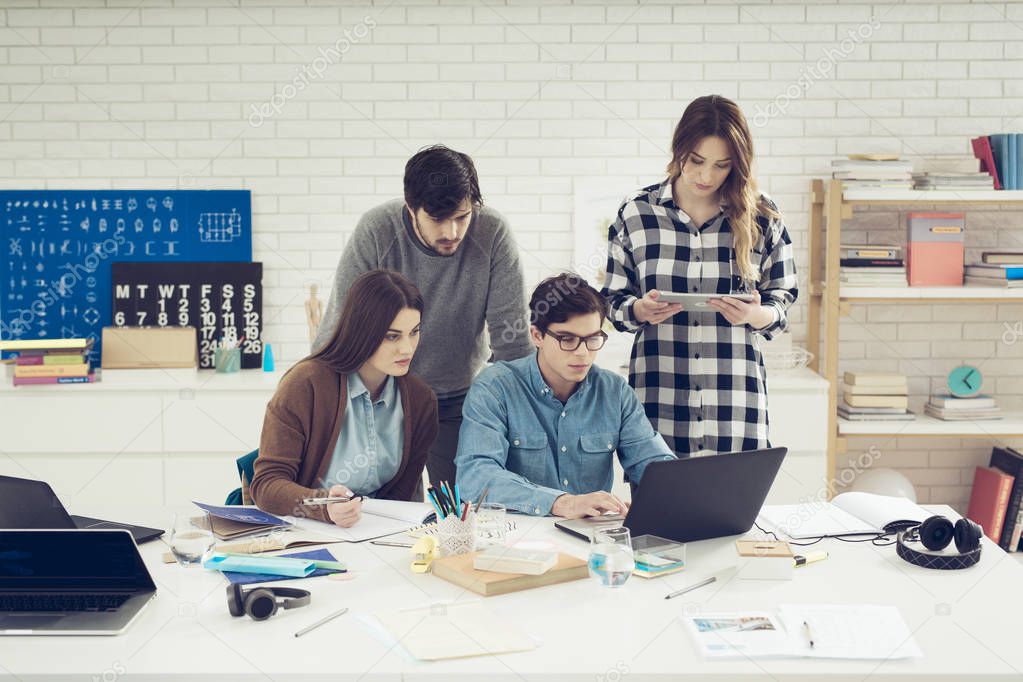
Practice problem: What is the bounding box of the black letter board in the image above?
[111,262,263,369]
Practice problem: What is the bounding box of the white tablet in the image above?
[657,292,755,307]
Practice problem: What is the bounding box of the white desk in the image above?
[2,504,1022,681]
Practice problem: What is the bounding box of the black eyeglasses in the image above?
[545,330,608,352]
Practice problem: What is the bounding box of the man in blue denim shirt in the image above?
[455,274,675,518]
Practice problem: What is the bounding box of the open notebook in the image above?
[287,498,437,543]
[758,492,930,540]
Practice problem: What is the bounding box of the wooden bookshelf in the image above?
[806,179,1023,494]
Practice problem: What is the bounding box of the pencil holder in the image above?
[214,347,241,373]
[436,511,476,557]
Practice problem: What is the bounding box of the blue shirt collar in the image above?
[527,351,594,402]
[348,371,396,408]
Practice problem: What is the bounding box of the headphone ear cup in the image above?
[244,588,278,622]
[954,518,983,553]
[919,516,954,551]
[226,584,244,617]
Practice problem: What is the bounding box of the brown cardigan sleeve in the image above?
[250,364,331,523]
[379,379,438,502]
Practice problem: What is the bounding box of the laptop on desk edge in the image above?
[0,529,157,635]
[555,447,787,544]
[0,475,164,544]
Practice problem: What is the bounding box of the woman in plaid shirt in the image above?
[601,95,798,457]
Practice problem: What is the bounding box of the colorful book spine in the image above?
[13,362,90,378]
[966,466,1014,543]
[12,374,96,385]
[989,447,1023,551]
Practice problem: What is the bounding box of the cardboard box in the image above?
[101,326,198,369]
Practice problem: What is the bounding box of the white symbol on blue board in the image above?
[98,218,107,232]
[134,218,144,232]
[85,276,96,288]
[113,199,122,211]
[8,239,21,256]
[85,291,96,304]
[127,197,137,212]
[80,217,89,232]
[162,196,173,211]
[169,218,179,233]
[101,199,110,210]
[146,197,157,212]
[60,240,70,255]
[82,307,100,326]
[198,208,242,243]
[153,218,161,233]
[116,218,125,233]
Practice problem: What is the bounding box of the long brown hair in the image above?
[310,270,424,374]
[665,95,779,283]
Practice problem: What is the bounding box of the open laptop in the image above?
[0,475,164,544]
[0,529,157,635]
[555,447,787,543]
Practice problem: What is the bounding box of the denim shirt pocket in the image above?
[507,431,549,478]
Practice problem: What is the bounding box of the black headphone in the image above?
[896,515,983,570]
[226,584,311,621]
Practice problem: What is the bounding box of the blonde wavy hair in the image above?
[665,95,778,284]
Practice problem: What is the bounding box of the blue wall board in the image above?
[1,190,252,361]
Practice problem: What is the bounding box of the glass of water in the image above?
[474,502,507,550]
[588,526,635,588]
[169,512,215,567]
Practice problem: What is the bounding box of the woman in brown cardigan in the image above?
[251,270,438,528]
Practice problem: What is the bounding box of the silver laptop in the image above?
[0,529,157,635]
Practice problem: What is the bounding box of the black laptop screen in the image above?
[0,530,154,590]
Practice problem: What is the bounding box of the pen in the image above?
[474,486,490,513]
[453,483,461,508]
[802,620,815,648]
[427,488,446,518]
[302,496,362,506]
[441,481,455,510]
[664,576,716,600]
[793,551,828,567]
[294,607,349,638]
[370,540,414,548]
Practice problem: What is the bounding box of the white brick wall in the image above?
[4,0,1023,510]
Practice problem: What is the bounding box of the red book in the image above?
[15,356,45,365]
[972,136,1002,190]
[967,466,1015,542]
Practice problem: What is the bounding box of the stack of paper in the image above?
[683,604,923,660]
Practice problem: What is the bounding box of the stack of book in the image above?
[840,244,907,287]
[912,171,995,191]
[924,394,1003,421]
[832,156,913,191]
[0,338,96,386]
[839,371,915,421]
[971,134,1022,190]
[966,447,1023,552]
[965,251,1023,288]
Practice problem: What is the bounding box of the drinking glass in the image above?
[169,512,215,567]
[588,526,635,588]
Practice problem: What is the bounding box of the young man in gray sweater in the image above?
[313,145,533,489]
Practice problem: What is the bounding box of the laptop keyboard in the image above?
[0,593,130,613]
